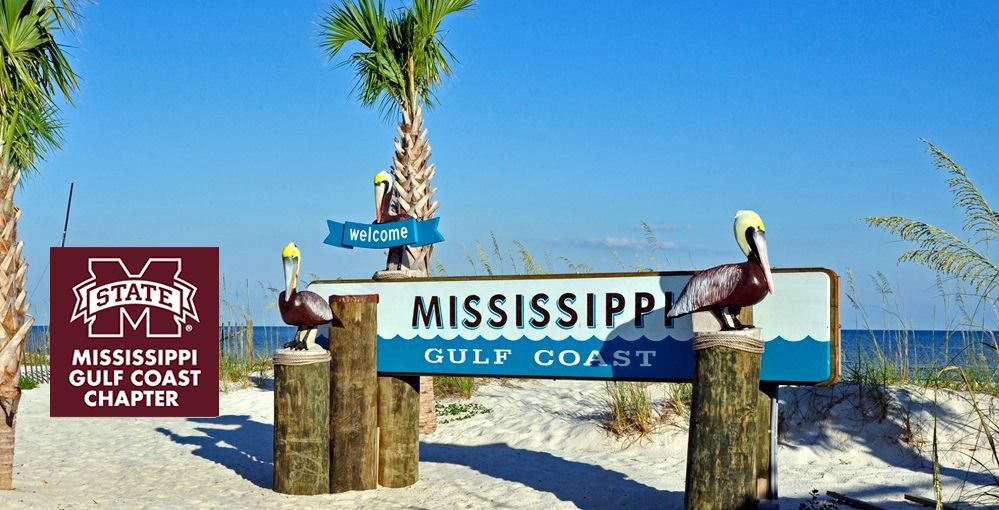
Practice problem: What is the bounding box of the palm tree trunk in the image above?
[0,170,31,490]
[391,106,439,275]
[390,106,439,434]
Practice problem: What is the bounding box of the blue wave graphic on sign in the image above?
[377,335,832,383]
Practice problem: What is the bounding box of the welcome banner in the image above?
[323,218,444,249]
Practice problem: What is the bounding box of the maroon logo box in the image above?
[50,248,219,417]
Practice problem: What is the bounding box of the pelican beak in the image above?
[374,182,383,223]
[753,229,775,294]
[283,256,296,295]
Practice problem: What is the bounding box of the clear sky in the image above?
[18,1,999,328]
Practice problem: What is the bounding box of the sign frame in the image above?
[311,267,840,386]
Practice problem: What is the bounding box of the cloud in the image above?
[548,236,678,251]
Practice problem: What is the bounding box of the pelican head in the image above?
[282,242,301,296]
[734,210,774,294]
[374,170,392,223]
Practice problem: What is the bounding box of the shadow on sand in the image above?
[157,417,682,509]
[422,442,681,509]
[156,415,274,489]
[780,384,998,494]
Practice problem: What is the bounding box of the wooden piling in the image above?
[328,295,379,493]
[378,375,420,488]
[684,327,763,510]
[273,349,330,495]
[245,319,254,366]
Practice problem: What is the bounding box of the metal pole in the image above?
[769,390,779,500]
[60,182,74,248]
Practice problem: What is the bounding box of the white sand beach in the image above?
[3,380,995,509]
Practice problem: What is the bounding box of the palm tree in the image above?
[0,0,79,490]
[320,0,472,434]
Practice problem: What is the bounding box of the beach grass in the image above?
[21,348,49,366]
[218,353,272,392]
[661,382,693,421]
[603,381,659,437]
[434,376,477,399]
[845,270,998,396]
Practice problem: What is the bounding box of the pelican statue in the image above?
[667,210,774,330]
[374,170,410,224]
[279,242,333,350]
[374,170,410,272]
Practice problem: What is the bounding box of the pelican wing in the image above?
[279,290,333,327]
[298,291,334,322]
[668,264,743,318]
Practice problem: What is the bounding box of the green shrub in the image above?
[435,401,491,424]
[17,377,38,390]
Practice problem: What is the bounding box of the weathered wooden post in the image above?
[378,374,420,487]
[684,312,764,510]
[245,319,254,366]
[328,295,379,492]
[273,349,330,495]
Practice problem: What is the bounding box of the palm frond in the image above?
[319,0,472,116]
[922,140,999,242]
[0,0,77,178]
[319,0,386,55]
[1,92,62,176]
[865,216,999,295]
[0,0,78,108]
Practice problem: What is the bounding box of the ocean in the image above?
[25,325,997,373]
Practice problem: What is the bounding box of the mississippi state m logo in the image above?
[70,258,199,338]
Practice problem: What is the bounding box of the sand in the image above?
[3,379,995,509]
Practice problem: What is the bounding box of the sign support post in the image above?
[684,313,764,510]
[328,295,379,492]
[377,374,420,487]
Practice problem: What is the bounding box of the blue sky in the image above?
[18,1,999,328]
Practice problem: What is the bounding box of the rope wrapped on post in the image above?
[692,329,764,353]
[273,349,330,366]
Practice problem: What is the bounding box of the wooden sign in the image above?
[308,268,839,385]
